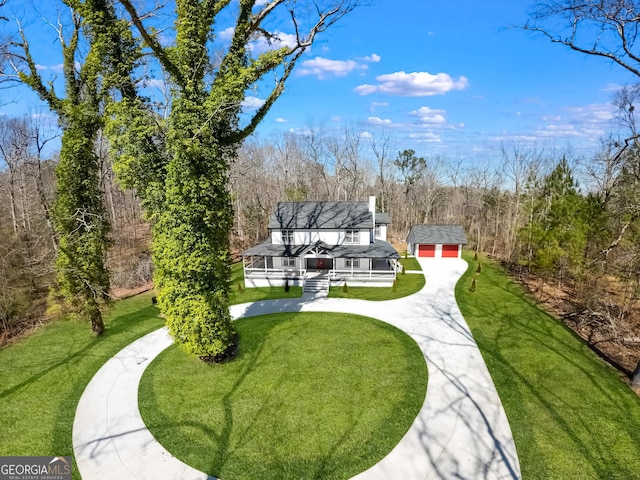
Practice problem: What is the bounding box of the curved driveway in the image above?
[73,258,521,480]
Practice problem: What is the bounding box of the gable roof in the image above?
[376,212,391,225]
[407,225,468,245]
[268,201,378,230]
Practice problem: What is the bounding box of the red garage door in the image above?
[417,244,435,257]
[442,244,459,258]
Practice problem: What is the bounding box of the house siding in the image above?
[272,228,370,246]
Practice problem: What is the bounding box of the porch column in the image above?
[264,256,267,275]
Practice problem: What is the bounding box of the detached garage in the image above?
[407,225,467,259]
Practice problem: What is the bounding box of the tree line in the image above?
[0,0,638,378]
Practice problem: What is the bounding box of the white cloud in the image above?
[408,132,442,142]
[298,57,367,79]
[354,71,469,97]
[274,117,287,123]
[219,27,235,42]
[367,116,393,126]
[36,64,64,73]
[360,131,372,139]
[363,54,381,63]
[241,96,265,110]
[409,106,447,124]
[221,27,297,54]
[250,31,297,54]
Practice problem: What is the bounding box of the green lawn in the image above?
[328,273,425,301]
[139,312,427,480]
[399,256,422,271]
[0,292,164,479]
[229,261,302,304]
[456,252,640,479]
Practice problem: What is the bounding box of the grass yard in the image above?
[139,312,428,480]
[229,261,302,304]
[328,272,425,301]
[456,252,640,479]
[399,256,422,271]
[0,292,164,479]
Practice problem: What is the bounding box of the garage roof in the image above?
[408,225,468,245]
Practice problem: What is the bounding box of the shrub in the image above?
[470,277,476,292]
[342,282,349,293]
[477,262,482,273]
[473,251,478,261]
[284,279,290,292]
[402,266,406,275]
[237,283,244,293]
[392,280,397,292]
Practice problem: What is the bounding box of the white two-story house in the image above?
[241,196,400,288]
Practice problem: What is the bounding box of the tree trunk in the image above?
[632,361,640,389]
[91,309,105,336]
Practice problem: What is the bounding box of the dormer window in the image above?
[375,226,381,238]
[282,229,294,244]
[345,229,359,244]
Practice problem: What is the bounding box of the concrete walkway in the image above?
[73,258,521,480]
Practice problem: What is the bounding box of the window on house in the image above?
[345,258,360,268]
[283,257,296,267]
[345,229,359,244]
[374,226,381,238]
[282,229,294,244]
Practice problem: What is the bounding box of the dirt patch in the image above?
[511,268,640,386]
[110,281,154,300]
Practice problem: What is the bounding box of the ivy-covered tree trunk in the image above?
[155,95,236,360]
[53,114,110,335]
[106,0,358,361]
[7,0,140,335]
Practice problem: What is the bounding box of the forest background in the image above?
[1,0,640,382]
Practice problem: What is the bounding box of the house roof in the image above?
[242,239,400,259]
[268,201,389,229]
[376,212,391,225]
[407,225,468,245]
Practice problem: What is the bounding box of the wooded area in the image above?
[2,110,639,376]
[0,0,638,379]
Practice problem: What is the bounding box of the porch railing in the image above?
[328,269,396,280]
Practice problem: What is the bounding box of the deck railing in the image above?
[328,269,396,280]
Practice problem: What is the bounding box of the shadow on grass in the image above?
[458,255,640,479]
[141,309,423,480]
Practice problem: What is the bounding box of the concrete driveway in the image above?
[73,257,521,480]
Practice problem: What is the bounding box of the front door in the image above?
[307,258,334,271]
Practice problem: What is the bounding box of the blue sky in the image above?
[1,0,636,163]
[250,0,635,162]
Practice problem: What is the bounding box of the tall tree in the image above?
[3,1,140,334]
[106,0,360,361]
[520,157,588,282]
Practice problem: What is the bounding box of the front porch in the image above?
[242,255,398,288]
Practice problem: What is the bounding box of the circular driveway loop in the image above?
[72,258,521,480]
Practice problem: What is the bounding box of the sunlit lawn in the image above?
[399,256,422,271]
[0,293,164,479]
[229,261,302,304]
[456,252,640,479]
[329,272,425,301]
[139,312,427,480]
